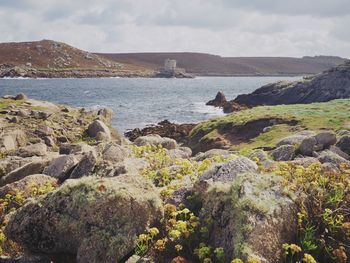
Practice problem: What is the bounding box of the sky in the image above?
[0,0,349,57]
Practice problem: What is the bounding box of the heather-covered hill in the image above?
[99,52,347,76]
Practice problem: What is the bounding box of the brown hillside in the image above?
[99,52,347,76]
[0,39,145,71]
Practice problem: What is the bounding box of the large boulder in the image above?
[134,134,177,150]
[193,149,235,162]
[0,174,57,199]
[87,120,111,141]
[276,131,315,147]
[18,143,47,158]
[69,151,97,179]
[336,135,350,155]
[43,155,79,180]
[298,137,317,156]
[5,176,163,263]
[200,157,258,182]
[317,150,350,166]
[206,91,227,107]
[198,172,298,263]
[271,145,295,161]
[314,131,336,149]
[0,160,51,187]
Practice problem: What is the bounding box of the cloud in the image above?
[0,0,349,57]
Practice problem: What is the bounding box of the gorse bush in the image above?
[273,162,350,263]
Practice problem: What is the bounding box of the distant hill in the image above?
[0,40,151,78]
[99,52,348,76]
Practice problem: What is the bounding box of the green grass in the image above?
[190,99,350,152]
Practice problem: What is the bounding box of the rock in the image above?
[337,130,350,137]
[2,95,15,99]
[0,160,51,187]
[31,110,51,120]
[0,174,57,199]
[330,145,350,160]
[101,144,128,164]
[277,131,316,147]
[59,143,94,155]
[206,91,227,107]
[0,135,16,152]
[14,93,28,100]
[69,151,97,179]
[43,155,78,180]
[97,108,113,124]
[168,147,192,159]
[271,145,295,161]
[17,109,29,117]
[248,149,275,169]
[234,61,350,106]
[336,135,350,155]
[193,149,235,162]
[18,143,47,157]
[9,116,19,123]
[43,136,55,147]
[125,120,195,145]
[134,134,177,150]
[321,162,340,174]
[57,136,69,143]
[35,126,54,137]
[292,157,320,168]
[314,131,337,148]
[298,137,317,156]
[87,120,111,140]
[200,157,257,183]
[95,131,109,142]
[198,172,298,262]
[107,158,148,177]
[262,126,272,133]
[317,150,350,166]
[5,176,162,263]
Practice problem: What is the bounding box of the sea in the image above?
[0,76,300,132]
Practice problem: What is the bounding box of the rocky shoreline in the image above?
[0,93,349,263]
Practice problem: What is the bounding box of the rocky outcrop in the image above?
[5,176,163,263]
[234,61,350,106]
[134,134,178,150]
[125,120,196,145]
[206,92,248,113]
[198,172,298,263]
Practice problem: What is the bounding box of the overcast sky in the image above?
[0,0,349,57]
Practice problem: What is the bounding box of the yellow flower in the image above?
[175,244,183,252]
[231,259,243,263]
[302,253,317,263]
[154,239,166,251]
[148,227,159,237]
[169,229,181,240]
[138,234,149,242]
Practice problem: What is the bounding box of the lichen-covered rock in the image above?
[314,131,337,148]
[298,137,317,156]
[193,149,235,162]
[14,93,28,101]
[87,120,111,141]
[336,135,350,155]
[18,143,47,158]
[134,134,177,150]
[59,143,94,155]
[0,174,57,199]
[5,176,163,263]
[248,149,275,169]
[0,160,51,187]
[276,131,316,147]
[43,155,78,180]
[69,151,97,179]
[317,150,350,166]
[168,147,192,159]
[271,145,296,161]
[198,173,298,263]
[100,143,129,164]
[200,157,257,183]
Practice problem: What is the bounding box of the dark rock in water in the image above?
[234,60,350,106]
[206,91,248,113]
[125,120,196,145]
[206,91,227,107]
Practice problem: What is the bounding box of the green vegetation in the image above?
[273,162,350,263]
[190,99,350,152]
